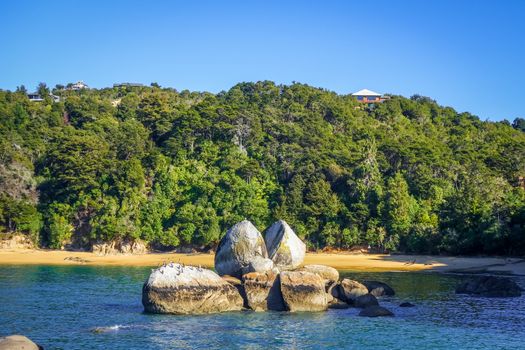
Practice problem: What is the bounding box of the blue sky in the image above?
[1,0,524,121]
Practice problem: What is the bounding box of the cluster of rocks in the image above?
[92,238,147,256]
[0,234,35,250]
[142,220,397,316]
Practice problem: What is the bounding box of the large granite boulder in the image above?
[363,281,395,297]
[264,220,306,271]
[300,265,339,290]
[359,305,394,317]
[142,263,244,314]
[354,294,379,308]
[242,271,286,311]
[215,220,270,278]
[456,276,522,297]
[335,279,369,303]
[0,335,42,350]
[279,271,328,312]
[241,256,275,275]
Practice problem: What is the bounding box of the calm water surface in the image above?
[0,265,524,350]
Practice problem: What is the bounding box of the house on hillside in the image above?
[351,89,386,104]
[67,81,89,90]
[27,93,60,102]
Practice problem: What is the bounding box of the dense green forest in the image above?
[1,82,524,255]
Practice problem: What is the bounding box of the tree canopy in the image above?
[0,81,524,255]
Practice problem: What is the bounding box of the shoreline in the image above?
[1,248,524,275]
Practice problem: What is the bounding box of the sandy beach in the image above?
[1,248,524,275]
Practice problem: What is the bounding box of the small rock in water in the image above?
[399,302,416,307]
[363,281,395,297]
[354,294,379,308]
[337,279,369,303]
[91,325,124,334]
[455,276,522,298]
[358,305,394,317]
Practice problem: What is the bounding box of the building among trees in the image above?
[66,81,89,90]
[351,89,386,104]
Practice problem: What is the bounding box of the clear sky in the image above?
[1,0,523,121]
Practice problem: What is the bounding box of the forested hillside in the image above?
[1,82,524,255]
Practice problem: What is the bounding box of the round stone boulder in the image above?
[214,220,269,278]
[142,263,244,314]
[0,335,42,350]
[300,265,339,289]
[279,271,328,312]
[335,279,369,303]
[264,220,306,271]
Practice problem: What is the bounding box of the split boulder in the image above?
[242,271,286,311]
[215,220,270,278]
[264,220,306,271]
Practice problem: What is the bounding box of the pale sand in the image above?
[1,249,524,275]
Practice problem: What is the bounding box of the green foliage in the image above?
[0,82,524,255]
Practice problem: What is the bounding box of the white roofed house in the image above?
[351,89,386,105]
[67,81,89,90]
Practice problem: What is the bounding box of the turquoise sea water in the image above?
[0,265,524,350]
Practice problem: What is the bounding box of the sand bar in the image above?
[1,249,524,275]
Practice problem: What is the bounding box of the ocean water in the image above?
[0,266,524,350]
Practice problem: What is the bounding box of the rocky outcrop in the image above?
[0,234,35,250]
[215,220,270,278]
[358,305,394,317]
[264,220,306,271]
[300,265,339,290]
[279,271,328,312]
[456,276,522,297]
[0,335,42,350]
[354,294,379,308]
[242,271,286,311]
[92,238,147,255]
[142,263,244,314]
[336,279,369,303]
[363,281,395,297]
